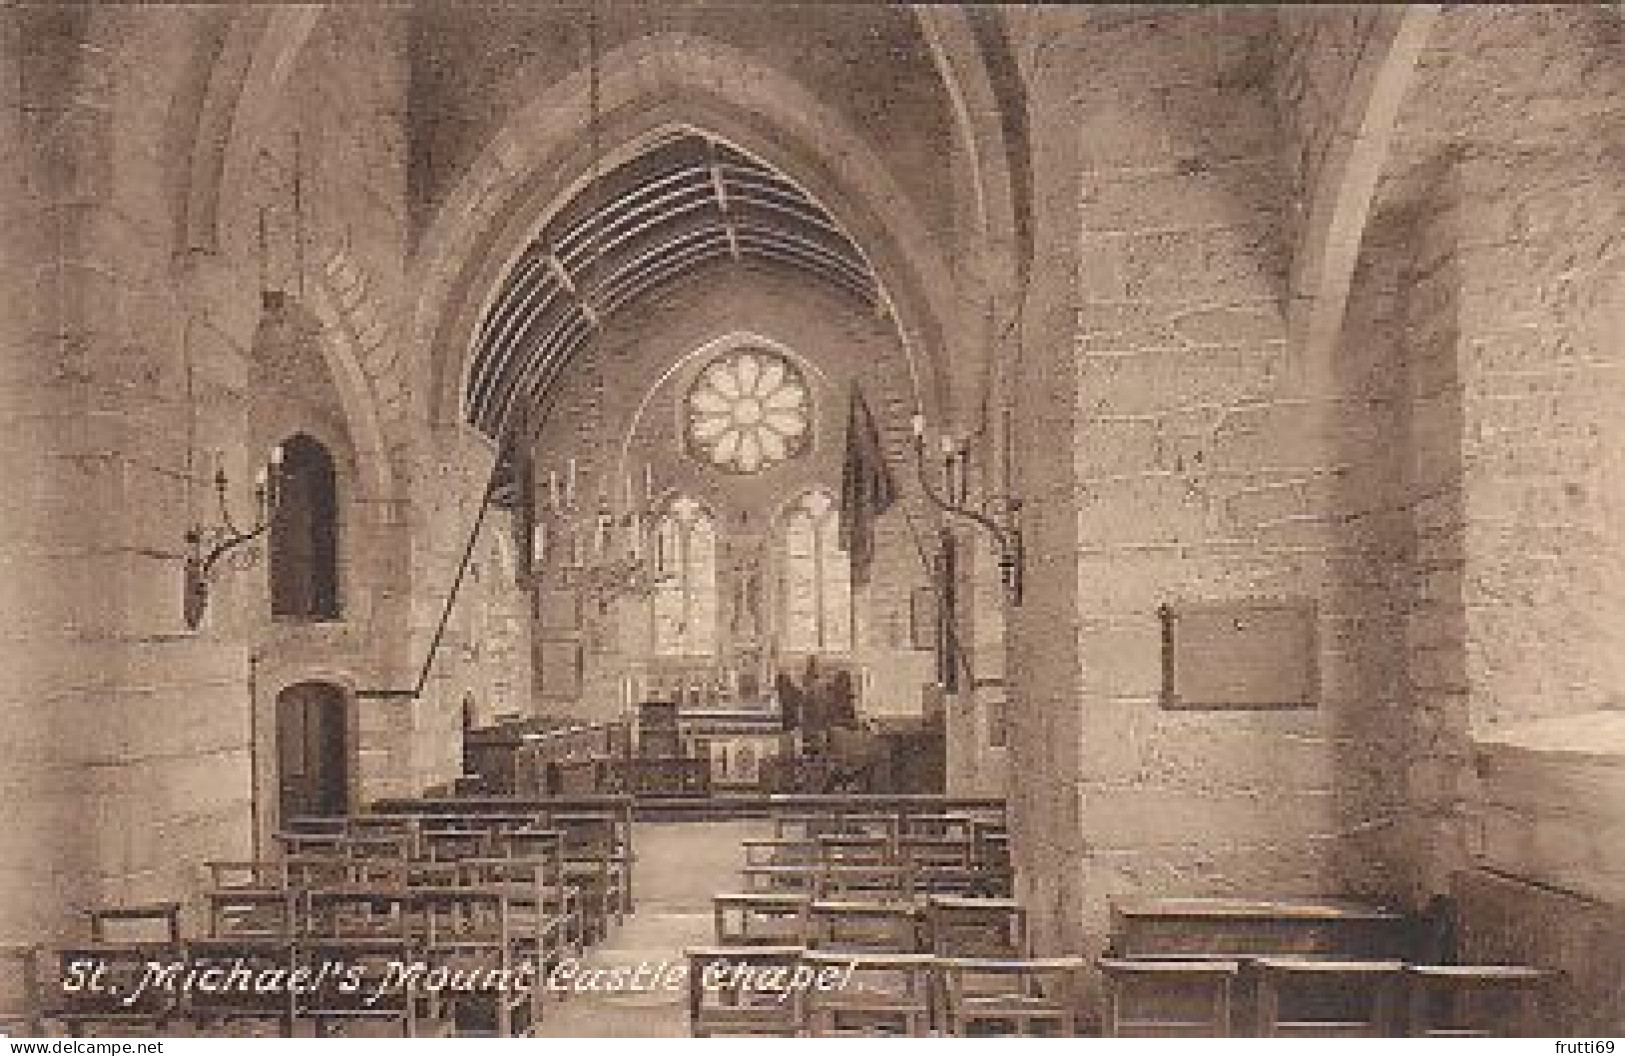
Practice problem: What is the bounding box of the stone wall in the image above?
[1006,8,1430,972]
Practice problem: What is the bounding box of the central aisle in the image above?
[532,819,769,1037]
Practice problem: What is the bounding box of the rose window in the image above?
[686,349,810,474]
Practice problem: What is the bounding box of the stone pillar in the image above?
[0,6,105,940]
[0,9,259,939]
[1004,11,1086,956]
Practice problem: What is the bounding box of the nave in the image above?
[5,2,1624,1039]
[0,799,1557,1038]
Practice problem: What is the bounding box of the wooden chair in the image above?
[341,832,414,862]
[1099,958,1240,1036]
[938,956,1084,1037]
[51,942,182,1036]
[1253,958,1405,1037]
[799,951,934,1037]
[297,889,429,1036]
[713,893,811,946]
[458,856,578,1025]
[421,828,492,863]
[274,831,350,858]
[0,945,42,1036]
[817,834,894,868]
[548,811,633,924]
[925,895,1026,958]
[743,838,816,868]
[1405,965,1551,1037]
[807,901,923,954]
[207,860,292,892]
[742,863,819,894]
[814,862,915,903]
[207,885,299,940]
[180,937,297,1036]
[685,945,806,1037]
[413,886,520,1037]
[88,903,182,946]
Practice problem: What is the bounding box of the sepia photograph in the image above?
[0,0,1622,1040]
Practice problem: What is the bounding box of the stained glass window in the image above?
[686,348,810,474]
[652,496,718,657]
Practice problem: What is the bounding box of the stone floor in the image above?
[532,819,769,1037]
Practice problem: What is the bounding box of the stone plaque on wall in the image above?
[1158,598,1317,710]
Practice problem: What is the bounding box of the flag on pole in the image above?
[838,382,896,586]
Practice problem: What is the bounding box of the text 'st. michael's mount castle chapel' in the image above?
[1,2,1623,1038]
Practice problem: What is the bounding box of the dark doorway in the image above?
[275,681,350,822]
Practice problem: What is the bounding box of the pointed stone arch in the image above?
[406,32,957,440]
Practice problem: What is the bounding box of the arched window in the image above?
[780,489,851,654]
[651,496,718,656]
[269,434,340,620]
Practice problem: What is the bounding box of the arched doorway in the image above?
[275,681,350,821]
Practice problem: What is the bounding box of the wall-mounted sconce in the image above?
[910,414,1023,607]
[183,446,283,629]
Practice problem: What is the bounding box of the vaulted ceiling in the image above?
[464,129,878,438]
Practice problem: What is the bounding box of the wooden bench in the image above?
[1253,957,1405,1037]
[1405,964,1552,1037]
[1099,958,1240,1036]
[1110,897,1409,959]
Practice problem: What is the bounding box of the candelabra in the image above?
[539,459,670,607]
[183,446,283,629]
[910,414,1024,606]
